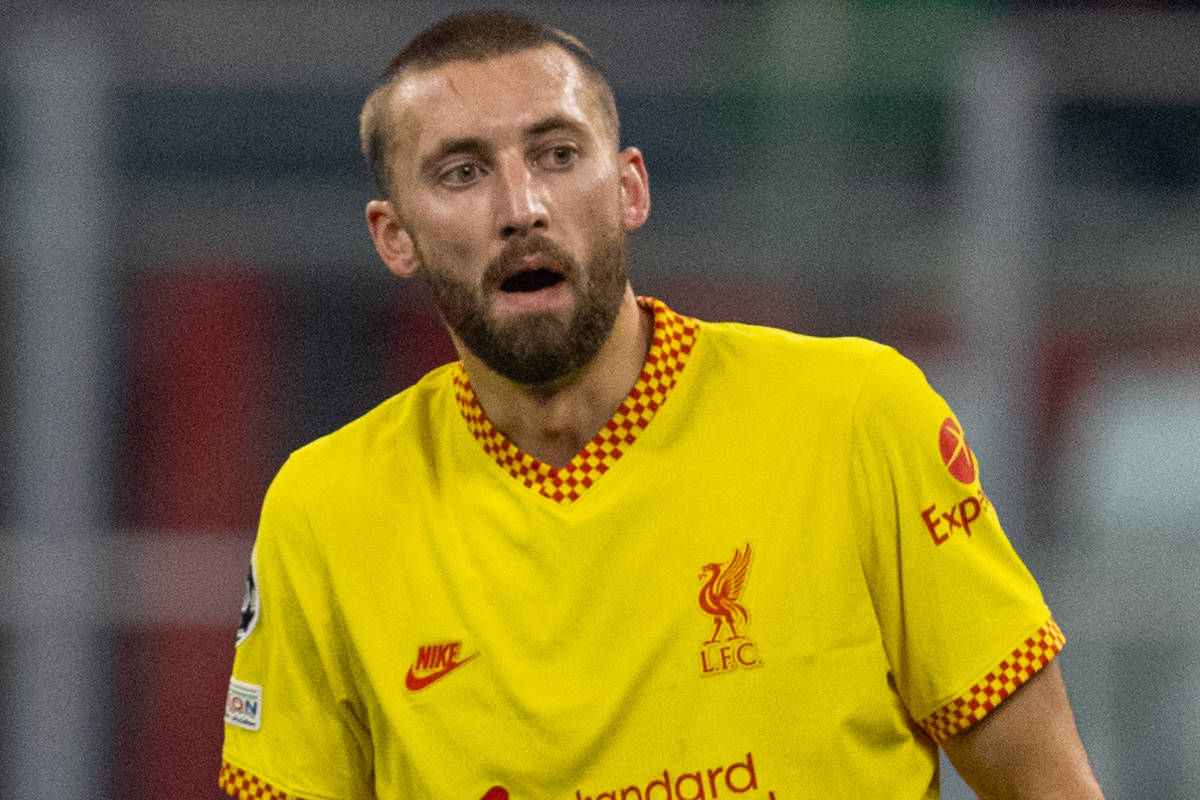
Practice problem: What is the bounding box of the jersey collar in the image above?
[451,297,699,503]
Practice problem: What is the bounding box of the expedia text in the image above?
[922,488,990,546]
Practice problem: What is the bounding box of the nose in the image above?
[496,156,548,238]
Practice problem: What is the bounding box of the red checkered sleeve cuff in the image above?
[918,618,1066,743]
[219,760,314,800]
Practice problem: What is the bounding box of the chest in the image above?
[318,440,899,797]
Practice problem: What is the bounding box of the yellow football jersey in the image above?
[221,298,1061,800]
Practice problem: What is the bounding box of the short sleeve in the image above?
[850,347,1063,742]
[220,458,374,799]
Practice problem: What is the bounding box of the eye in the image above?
[535,145,578,170]
[439,162,482,188]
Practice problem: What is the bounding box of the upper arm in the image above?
[847,348,1101,793]
[221,460,374,799]
[850,348,1060,733]
[941,660,1105,799]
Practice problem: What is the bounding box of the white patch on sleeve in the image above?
[224,677,263,731]
[235,546,259,647]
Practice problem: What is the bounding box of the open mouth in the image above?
[499,268,565,293]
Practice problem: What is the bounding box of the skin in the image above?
[364,42,1104,798]
[366,45,651,467]
[942,661,1105,799]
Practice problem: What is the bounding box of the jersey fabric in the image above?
[220,297,1062,800]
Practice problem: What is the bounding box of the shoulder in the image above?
[280,362,458,488]
[689,316,904,405]
[697,317,893,371]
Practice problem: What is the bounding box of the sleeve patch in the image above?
[224,678,263,731]
[236,548,260,646]
[219,760,311,800]
[937,416,977,485]
[919,618,1065,742]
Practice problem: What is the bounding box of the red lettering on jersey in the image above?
[958,496,982,534]
[706,767,724,796]
[415,641,463,670]
[923,490,990,546]
[575,753,764,800]
[406,641,477,691]
[922,505,948,545]
[726,753,758,792]
[415,644,437,671]
[736,641,758,667]
[675,771,704,799]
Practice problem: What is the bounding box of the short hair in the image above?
[358,10,619,199]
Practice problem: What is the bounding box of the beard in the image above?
[414,228,629,386]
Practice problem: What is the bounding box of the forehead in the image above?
[387,46,605,161]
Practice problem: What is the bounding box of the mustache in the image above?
[484,235,576,288]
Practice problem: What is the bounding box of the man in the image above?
[220,11,1104,799]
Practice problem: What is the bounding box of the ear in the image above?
[365,199,418,278]
[617,147,650,231]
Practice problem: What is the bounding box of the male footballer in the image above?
[220,10,1104,799]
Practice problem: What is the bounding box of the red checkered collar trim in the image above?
[451,297,699,503]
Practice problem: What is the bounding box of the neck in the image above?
[457,287,653,468]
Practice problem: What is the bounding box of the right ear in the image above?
[366,199,418,278]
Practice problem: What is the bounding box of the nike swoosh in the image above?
[405,652,479,691]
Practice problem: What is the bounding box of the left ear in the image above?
[617,147,650,231]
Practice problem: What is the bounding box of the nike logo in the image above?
[405,640,479,691]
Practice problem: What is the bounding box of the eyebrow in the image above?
[419,115,592,178]
[526,114,589,140]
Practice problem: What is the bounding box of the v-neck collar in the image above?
[450,297,699,503]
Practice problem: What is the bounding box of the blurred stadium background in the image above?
[1,1,1197,797]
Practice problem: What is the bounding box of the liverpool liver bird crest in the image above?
[698,543,753,644]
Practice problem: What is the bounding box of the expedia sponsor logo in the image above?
[698,544,761,675]
[925,418,989,546]
[938,417,977,485]
[922,486,991,546]
[575,752,775,800]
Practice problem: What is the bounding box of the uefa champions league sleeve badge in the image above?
[236,548,259,646]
